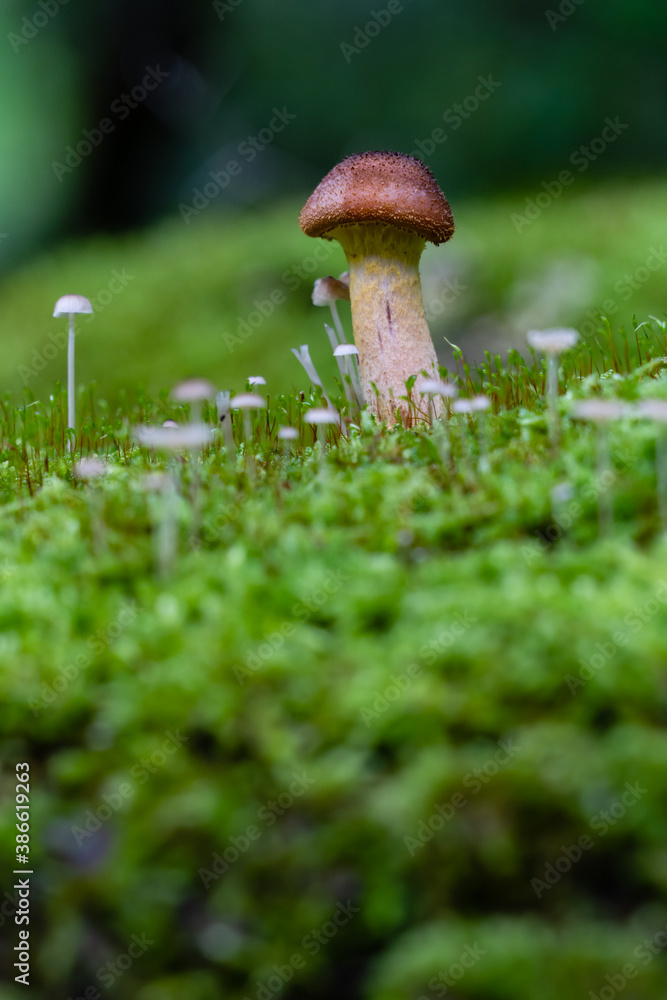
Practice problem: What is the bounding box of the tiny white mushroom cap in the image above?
[135,424,212,450]
[312,276,351,306]
[333,344,359,356]
[231,393,267,409]
[278,426,299,440]
[172,378,216,402]
[247,376,267,386]
[73,457,107,479]
[304,408,340,425]
[571,399,627,422]
[417,378,458,397]
[636,400,667,422]
[163,420,179,428]
[452,395,491,414]
[53,294,93,317]
[527,328,579,355]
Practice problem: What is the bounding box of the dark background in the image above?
[1,0,665,268]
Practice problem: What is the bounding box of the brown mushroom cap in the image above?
[299,151,455,246]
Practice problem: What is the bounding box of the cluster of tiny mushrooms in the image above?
[52,149,667,475]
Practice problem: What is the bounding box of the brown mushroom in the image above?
[299,151,454,425]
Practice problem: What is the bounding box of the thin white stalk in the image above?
[348,354,364,407]
[291,345,334,408]
[157,472,178,577]
[328,325,354,406]
[324,323,339,353]
[216,391,235,456]
[67,313,75,452]
[546,354,560,446]
[329,301,348,345]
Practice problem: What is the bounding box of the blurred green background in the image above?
[1,0,667,400]
[3,3,667,999]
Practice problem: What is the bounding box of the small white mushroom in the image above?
[571,400,627,422]
[73,457,107,480]
[135,424,212,451]
[304,407,340,447]
[527,328,579,355]
[417,377,457,423]
[452,396,491,470]
[528,328,579,446]
[73,456,107,551]
[304,408,340,426]
[53,294,93,452]
[277,425,299,467]
[452,395,491,414]
[333,343,364,407]
[312,275,350,347]
[172,378,216,424]
[572,398,627,534]
[247,376,267,387]
[231,392,267,445]
[312,276,350,308]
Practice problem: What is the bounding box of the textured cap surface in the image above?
[53,294,93,317]
[299,151,454,245]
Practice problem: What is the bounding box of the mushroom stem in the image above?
[67,313,76,451]
[331,224,440,424]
